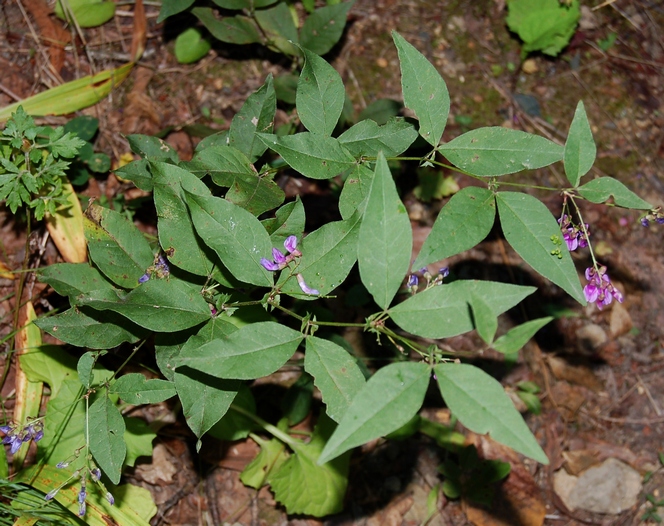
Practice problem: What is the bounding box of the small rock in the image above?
[610,302,633,337]
[553,458,642,514]
[576,324,607,352]
[522,59,538,74]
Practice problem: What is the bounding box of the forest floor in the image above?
[1,0,664,525]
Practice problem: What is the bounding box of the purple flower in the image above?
[7,435,22,454]
[56,461,69,469]
[33,429,43,442]
[407,275,418,288]
[78,488,87,504]
[439,267,450,278]
[106,492,115,505]
[44,489,57,501]
[260,258,280,271]
[78,501,86,517]
[138,273,150,283]
[0,425,11,434]
[584,266,624,310]
[91,468,101,481]
[559,215,588,252]
[272,248,287,266]
[641,217,650,227]
[296,274,319,295]
[284,235,298,253]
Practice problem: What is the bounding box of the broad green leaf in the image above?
[111,373,176,404]
[77,278,211,332]
[269,414,350,515]
[64,115,98,141]
[17,465,154,526]
[576,176,651,210]
[279,211,361,299]
[392,31,449,147]
[18,345,77,398]
[184,191,274,287]
[151,161,220,277]
[54,0,115,28]
[84,202,154,289]
[228,74,277,162]
[493,316,553,356]
[338,163,373,220]
[389,280,535,339]
[304,336,365,422]
[124,417,157,468]
[240,437,288,489]
[358,152,412,310]
[192,7,261,44]
[257,132,356,180]
[38,262,114,299]
[318,362,430,464]
[177,321,303,380]
[209,385,259,440]
[296,47,345,136]
[255,3,299,56]
[263,197,306,248]
[191,145,284,215]
[157,0,194,22]
[435,363,548,464]
[35,307,149,349]
[439,127,564,176]
[338,117,418,158]
[413,186,496,268]
[77,351,98,389]
[563,101,596,187]
[126,134,179,163]
[174,28,211,63]
[156,317,239,381]
[175,368,240,442]
[89,395,127,484]
[299,2,354,56]
[468,292,497,345]
[496,192,585,303]
[115,159,153,191]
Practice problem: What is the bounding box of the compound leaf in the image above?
[89,395,126,484]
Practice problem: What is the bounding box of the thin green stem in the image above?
[110,339,147,382]
[230,404,298,447]
[568,196,598,269]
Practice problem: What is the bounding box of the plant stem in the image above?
[230,403,299,447]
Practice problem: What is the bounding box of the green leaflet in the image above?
[413,186,496,268]
[89,395,127,485]
[439,127,563,176]
[255,3,299,56]
[338,163,373,220]
[190,145,284,215]
[77,351,98,389]
[318,362,430,464]
[174,28,211,64]
[257,132,356,180]
[338,117,418,158]
[563,101,596,187]
[126,134,179,163]
[389,280,535,339]
[263,197,306,248]
[84,202,154,289]
[496,191,585,303]
[228,74,276,162]
[392,31,449,147]
[151,161,222,277]
[269,414,350,516]
[358,152,412,310]
[299,2,354,56]
[434,363,548,464]
[36,307,149,349]
[192,7,261,45]
[38,263,114,299]
[468,292,497,345]
[304,336,366,423]
[184,190,274,287]
[296,47,345,136]
[576,176,652,210]
[240,436,288,489]
[77,278,211,332]
[278,210,361,299]
[493,317,554,356]
[175,369,240,443]
[176,321,303,380]
[110,373,176,404]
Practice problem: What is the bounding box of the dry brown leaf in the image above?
[546,355,603,392]
[130,0,147,62]
[22,0,70,74]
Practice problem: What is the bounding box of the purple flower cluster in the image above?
[406,267,449,294]
[641,207,664,227]
[1,420,43,454]
[558,215,589,251]
[47,464,115,514]
[139,253,170,284]
[260,236,319,295]
[583,266,624,310]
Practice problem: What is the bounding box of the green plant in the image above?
[506,0,581,58]
[161,0,354,64]
[0,106,85,220]
[2,32,658,520]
